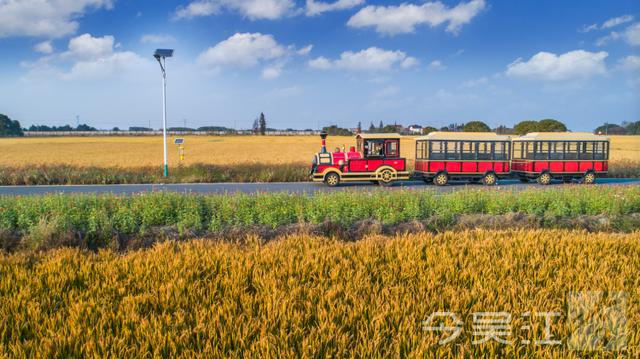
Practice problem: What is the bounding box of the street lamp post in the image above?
[153,49,174,177]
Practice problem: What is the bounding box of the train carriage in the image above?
[310,132,411,187]
[414,132,512,186]
[511,132,609,185]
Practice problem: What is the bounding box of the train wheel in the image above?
[582,171,596,185]
[482,173,497,186]
[537,172,552,185]
[324,172,340,187]
[379,169,395,187]
[433,172,448,186]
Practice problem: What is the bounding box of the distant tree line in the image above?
[27,123,97,132]
[593,121,640,135]
[0,114,23,137]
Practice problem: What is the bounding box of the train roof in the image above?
[513,132,609,141]
[415,131,511,141]
[355,133,402,139]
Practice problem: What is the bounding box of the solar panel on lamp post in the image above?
[153,49,174,177]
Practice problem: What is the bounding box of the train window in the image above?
[430,141,445,160]
[364,139,384,157]
[461,141,474,160]
[565,141,579,160]
[494,142,508,161]
[445,141,459,160]
[594,141,607,160]
[581,141,595,160]
[549,142,562,160]
[477,142,491,160]
[385,140,399,157]
[416,141,424,159]
[513,142,523,159]
[534,142,548,160]
[525,142,535,160]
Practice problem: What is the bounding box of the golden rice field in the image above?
[1,135,637,168]
[1,229,638,357]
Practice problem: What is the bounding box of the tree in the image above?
[594,123,627,135]
[378,121,383,131]
[463,121,491,132]
[537,119,567,132]
[513,120,539,135]
[259,112,266,135]
[368,122,375,133]
[252,118,260,134]
[129,127,153,131]
[112,127,120,131]
[357,121,362,134]
[0,114,23,137]
[76,123,97,131]
[380,125,399,133]
[422,126,437,135]
[322,125,353,136]
[625,121,640,135]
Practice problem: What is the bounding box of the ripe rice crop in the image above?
[1,186,638,252]
[0,136,638,184]
[0,229,638,357]
[0,135,636,167]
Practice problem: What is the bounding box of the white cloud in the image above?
[582,15,634,33]
[347,0,485,36]
[297,44,313,56]
[506,50,608,81]
[625,23,640,46]
[34,41,53,54]
[306,0,364,16]
[308,56,332,69]
[197,33,287,68]
[0,0,113,38]
[596,22,640,47]
[140,34,176,44]
[197,33,309,78]
[23,33,147,81]
[309,47,419,71]
[428,60,445,70]
[617,55,640,71]
[174,0,295,20]
[261,65,283,79]
[602,15,634,29]
[64,33,114,60]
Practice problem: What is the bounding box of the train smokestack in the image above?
[320,131,328,153]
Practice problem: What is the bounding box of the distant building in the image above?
[407,124,423,134]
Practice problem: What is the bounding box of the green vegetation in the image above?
[594,121,640,135]
[0,114,23,137]
[1,186,639,252]
[463,121,491,132]
[1,229,638,357]
[514,119,567,135]
[0,163,309,185]
[1,160,638,185]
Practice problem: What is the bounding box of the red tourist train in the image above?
[310,131,610,187]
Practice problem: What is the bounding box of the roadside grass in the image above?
[1,229,638,357]
[0,159,638,185]
[1,186,638,252]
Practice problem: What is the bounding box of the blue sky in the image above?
[0,0,638,131]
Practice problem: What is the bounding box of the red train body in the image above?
[310,131,610,186]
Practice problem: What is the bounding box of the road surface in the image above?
[0,178,638,196]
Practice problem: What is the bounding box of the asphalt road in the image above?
[0,178,638,196]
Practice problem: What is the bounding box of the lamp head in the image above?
[154,49,174,58]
